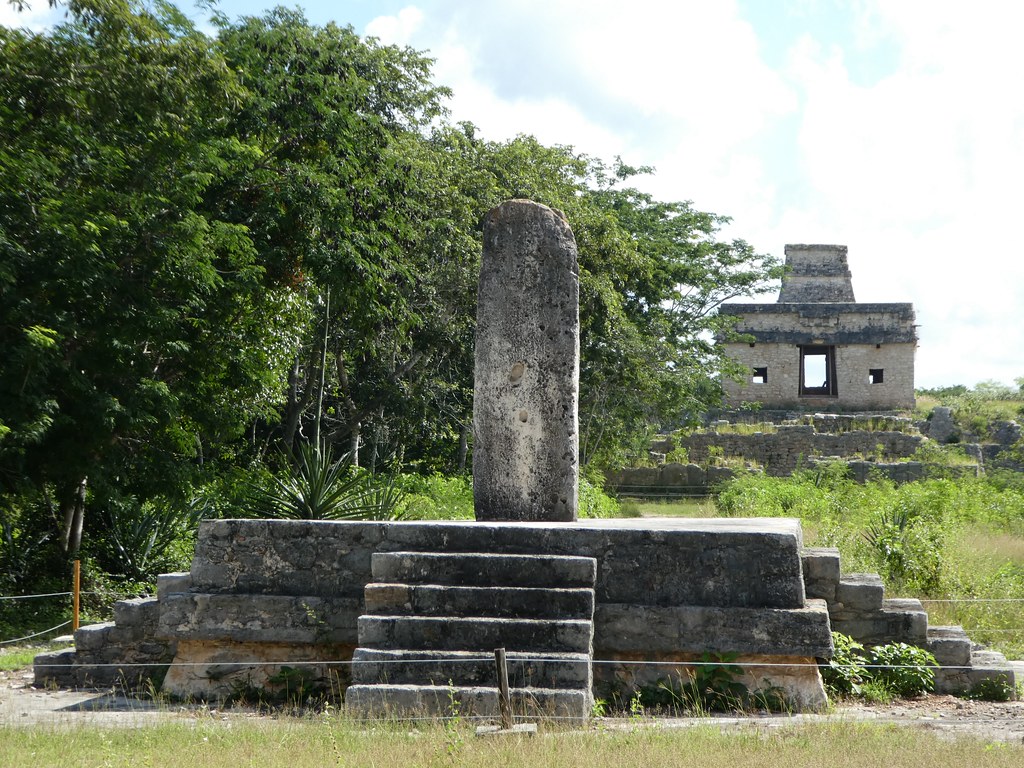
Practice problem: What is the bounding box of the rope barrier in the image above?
[15,656,1004,671]
[918,597,1024,603]
[0,590,150,602]
[0,591,72,602]
[0,620,72,646]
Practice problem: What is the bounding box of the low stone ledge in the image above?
[801,547,840,602]
[157,572,192,600]
[594,600,832,658]
[162,639,355,701]
[593,652,828,712]
[157,593,361,644]
[834,573,884,612]
[187,518,808,610]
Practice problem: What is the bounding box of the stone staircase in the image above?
[345,551,596,720]
[34,596,176,689]
[803,548,1016,695]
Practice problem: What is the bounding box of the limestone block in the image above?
[157,572,192,599]
[158,593,361,644]
[594,600,832,657]
[834,573,884,612]
[162,639,354,701]
[363,583,595,620]
[927,407,957,443]
[113,596,160,628]
[801,547,840,602]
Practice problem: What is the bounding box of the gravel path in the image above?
[2,667,1023,743]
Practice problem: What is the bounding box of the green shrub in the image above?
[821,633,935,700]
[639,654,750,714]
[821,632,868,696]
[395,474,473,520]
[579,478,621,518]
[246,443,404,521]
[866,642,936,697]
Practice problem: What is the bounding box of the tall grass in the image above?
[0,719,1021,767]
[710,469,1024,658]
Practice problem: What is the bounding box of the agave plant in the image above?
[248,442,405,521]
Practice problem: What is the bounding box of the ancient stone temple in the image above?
[719,244,917,411]
[38,217,1014,720]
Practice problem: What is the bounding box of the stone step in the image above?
[933,649,1016,696]
[925,625,972,667]
[350,648,591,689]
[801,547,840,602]
[345,683,591,720]
[113,596,160,627]
[156,572,192,600]
[370,552,597,589]
[358,615,593,654]
[364,583,594,620]
[834,573,885,612]
[830,599,928,645]
[32,649,76,688]
[74,621,118,651]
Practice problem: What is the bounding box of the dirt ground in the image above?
[3,666,1023,744]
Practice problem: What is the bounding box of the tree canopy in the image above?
[0,0,781,582]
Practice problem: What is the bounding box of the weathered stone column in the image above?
[473,200,579,522]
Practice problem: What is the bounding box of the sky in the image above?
[5,0,1024,390]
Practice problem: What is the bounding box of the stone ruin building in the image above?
[719,244,917,411]
[35,211,1015,719]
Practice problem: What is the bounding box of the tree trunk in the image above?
[457,418,470,472]
[349,422,361,467]
[60,477,87,557]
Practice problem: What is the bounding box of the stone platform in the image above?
[37,517,832,710]
[38,517,1014,712]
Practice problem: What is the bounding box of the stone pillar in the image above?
[473,200,579,522]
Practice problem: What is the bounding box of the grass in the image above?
[620,498,719,518]
[0,639,72,671]
[0,718,1022,767]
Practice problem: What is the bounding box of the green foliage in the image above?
[634,654,787,714]
[822,632,869,696]
[964,675,1015,702]
[822,633,935,700]
[98,495,206,582]
[866,643,936,697]
[245,443,404,521]
[664,446,690,463]
[918,379,1024,441]
[394,474,474,520]
[862,505,944,592]
[579,477,621,518]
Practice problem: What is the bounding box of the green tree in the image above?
[208,8,451,471]
[0,0,302,558]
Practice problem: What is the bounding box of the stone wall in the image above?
[717,243,917,411]
[722,340,916,411]
[604,463,738,494]
[677,425,925,476]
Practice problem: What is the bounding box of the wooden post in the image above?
[72,559,81,632]
[495,647,512,730]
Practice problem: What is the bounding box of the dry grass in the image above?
[0,719,1022,767]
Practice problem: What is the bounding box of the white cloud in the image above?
[364,5,424,44]
[364,0,1024,386]
[0,2,63,30]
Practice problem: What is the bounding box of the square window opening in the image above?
[752,367,768,385]
[800,345,837,397]
[869,368,884,384]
